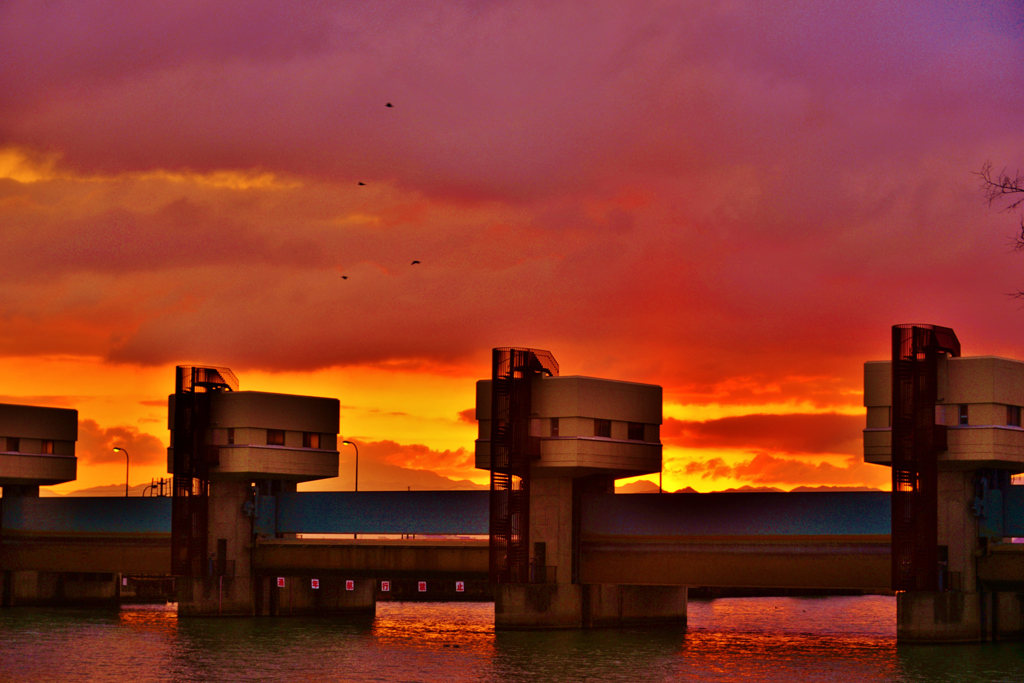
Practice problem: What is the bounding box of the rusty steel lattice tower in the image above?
[890,324,960,592]
[171,365,237,577]
[488,348,558,583]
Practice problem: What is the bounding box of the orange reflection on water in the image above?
[371,601,495,653]
[681,596,900,681]
[118,603,179,636]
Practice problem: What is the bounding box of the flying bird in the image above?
[358,182,365,186]
[411,260,420,265]
[385,102,394,108]
[341,276,348,280]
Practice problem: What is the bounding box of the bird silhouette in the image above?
[341,276,348,280]
[358,182,366,186]
[385,102,394,108]
[411,260,420,265]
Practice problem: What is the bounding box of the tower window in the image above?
[628,422,645,441]
[303,432,320,449]
[227,428,235,445]
[267,429,285,446]
[594,419,611,438]
[41,440,53,454]
[550,418,559,437]
[6,437,18,452]
[958,405,969,426]
[1009,405,1021,427]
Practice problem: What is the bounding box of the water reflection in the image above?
[117,602,178,635]
[3,597,1024,682]
[372,601,495,651]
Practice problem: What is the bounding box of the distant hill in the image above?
[615,481,699,494]
[716,485,786,493]
[43,483,155,497]
[789,485,883,492]
[41,480,881,497]
[615,483,884,494]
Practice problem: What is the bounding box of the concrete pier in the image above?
[167,382,372,616]
[477,358,685,629]
[496,583,687,629]
[865,338,1024,643]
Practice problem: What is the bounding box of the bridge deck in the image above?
[3,491,899,589]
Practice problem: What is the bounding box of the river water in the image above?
[1,596,1022,682]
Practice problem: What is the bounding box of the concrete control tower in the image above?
[168,366,342,616]
[865,324,1024,642]
[475,347,686,628]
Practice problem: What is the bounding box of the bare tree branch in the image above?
[979,160,1024,251]
[978,160,1024,211]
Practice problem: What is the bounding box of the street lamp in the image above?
[342,440,359,492]
[113,447,129,497]
[342,440,359,539]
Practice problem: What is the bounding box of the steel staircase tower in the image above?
[171,365,237,577]
[488,348,558,583]
[890,324,959,591]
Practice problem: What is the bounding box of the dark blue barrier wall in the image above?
[2,491,893,539]
[582,492,891,538]
[1,497,172,536]
[275,491,490,535]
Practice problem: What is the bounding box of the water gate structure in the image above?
[3,329,1024,642]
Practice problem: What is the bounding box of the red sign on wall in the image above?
[311,579,320,590]
[381,581,390,592]
[455,581,465,592]
[345,580,355,591]
[276,577,285,588]
[418,581,427,592]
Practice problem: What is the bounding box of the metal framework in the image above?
[171,365,237,577]
[488,347,558,583]
[890,324,959,592]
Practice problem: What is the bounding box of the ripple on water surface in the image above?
[1,597,1024,682]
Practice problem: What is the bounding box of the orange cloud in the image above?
[343,439,477,482]
[76,419,165,466]
[664,413,863,456]
[682,452,889,490]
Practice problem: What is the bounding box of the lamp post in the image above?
[113,447,129,497]
[342,440,359,492]
[342,440,359,539]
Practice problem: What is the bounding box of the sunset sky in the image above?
[1,1,1022,494]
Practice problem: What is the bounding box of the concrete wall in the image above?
[2,570,119,607]
[530,476,574,584]
[0,403,78,488]
[495,583,687,630]
[864,357,1024,470]
[938,470,979,591]
[0,453,76,487]
[208,446,339,481]
[0,403,77,442]
[896,591,1024,642]
[167,391,341,481]
[475,375,663,477]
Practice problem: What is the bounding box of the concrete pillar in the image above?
[936,470,979,592]
[898,470,1023,643]
[177,480,376,617]
[495,471,686,629]
[178,480,256,616]
[0,487,120,608]
[1,571,119,608]
[265,576,376,617]
[496,583,688,629]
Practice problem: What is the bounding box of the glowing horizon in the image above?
[1,1,1021,495]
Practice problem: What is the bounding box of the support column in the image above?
[495,472,686,629]
[177,480,376,617]
[177,480,255,616]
